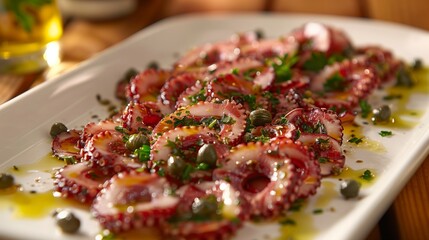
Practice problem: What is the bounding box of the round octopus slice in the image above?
[82,120,120,145]
[158,73,202,111]
[175,80,206,109]
[213,142,301,218]
[162,181,246,240]
[298,133,345,176]
[53,162,111,203]
[150,126,228,183]
[240,37,299,60]
[285,107,343,144]
[265,137,321,198]
[92,171,179,233]
[81,131,138,172]
[52,129,82,161]
[152,101,247,145]
[127,69,171,103]
[291,22,353,56]
[174,41,239,70]
[310,58,379,111]
[121,101,163,132]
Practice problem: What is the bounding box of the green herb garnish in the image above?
[359,100,372,118]
[272,54,299,82]
[348,137,363,144]
[313,209,324,214]
[323,72,345,92]
[303,52,328,72]
[379,130,393,137]
[279,218,296,225]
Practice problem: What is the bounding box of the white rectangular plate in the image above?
[1,13,429,240]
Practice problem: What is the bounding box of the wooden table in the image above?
[1,1,428,239]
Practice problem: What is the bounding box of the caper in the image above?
[396,67,414,87]
[191,195,219,219]
[340,179,361,199]
[196,144,217,168]
[0,173,14,189]
[167,156,187,179]
[249,109,272,126]
[126,133,149,151]
[50,122,68,138]
[372,105,391,123]
[412,58,423,70]
[54,209,81,233]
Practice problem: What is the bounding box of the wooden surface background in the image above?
[1,0,428,239]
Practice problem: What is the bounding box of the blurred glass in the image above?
[0,0,63,74]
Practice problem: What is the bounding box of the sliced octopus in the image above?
[213,142,301,218]
[92,171,179,233]
[162,181,247,240]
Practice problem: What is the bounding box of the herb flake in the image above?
[379,130,393,137]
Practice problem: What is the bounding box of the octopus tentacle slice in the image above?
[174,41,239,70]
[213,142,301,218]
[285,107,343,144]
[53,162,110,203]
[150,126,228,183]
[356,46,402,83]
[206,74,255,102]
[92,171,179,233]
[240,37,299,60]
[310,59,379,111]
[291,22,353,56]
[265,137,321,198]
[81,131,138,172]
[82,120,120,145]
[127,69,171,103]
[162,181,247,240]
[158,73,202,111]
[213,58,263,77]
[121,101,163,132]
[152,100,247,145]
[52,129,82,160]
[298,133,345,176]
[175,80,206,109]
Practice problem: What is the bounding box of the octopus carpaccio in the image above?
[51,22,404,239]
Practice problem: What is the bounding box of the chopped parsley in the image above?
[303,52,328,72]
[348,137,363,144]
[220,114,236,124]
[188,89,207,104]
[318,157,329,163]
[182,165,194,180]
[279,218,296,225]
[383,94,402,101]
[288,198,304,212]
[323,72,346,92]
[231,68,240,75]
[262,91,280,107]
[379,130,393,137]
[360,169,374,181]
[313,209,324,214]
[359,100,372,118]
[173,116,199,128]
[272,54,299,83]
